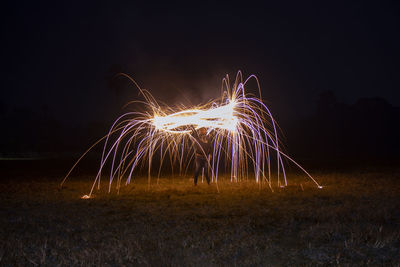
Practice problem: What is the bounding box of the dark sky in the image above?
[1,1,400,125]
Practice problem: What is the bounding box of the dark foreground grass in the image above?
[1,170,400,266]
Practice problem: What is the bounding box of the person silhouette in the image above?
[192,127,211,185]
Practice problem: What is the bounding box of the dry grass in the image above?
[1,170,400,266]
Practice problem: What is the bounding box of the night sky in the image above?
[1,1,400,157]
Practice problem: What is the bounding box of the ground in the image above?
[1,163,400,266]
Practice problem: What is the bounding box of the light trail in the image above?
[61,71,322,197]
[153,101,238,133]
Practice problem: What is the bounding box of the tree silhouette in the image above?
[105,64,129,96]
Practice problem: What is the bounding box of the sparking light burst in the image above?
[61,71,322,197]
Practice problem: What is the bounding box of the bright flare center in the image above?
[152,101,238,133]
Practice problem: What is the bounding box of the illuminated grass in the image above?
[1,171,400,265]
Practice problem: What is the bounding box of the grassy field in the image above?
[1,167,400,266]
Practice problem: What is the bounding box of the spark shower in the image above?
[61,71,321,197]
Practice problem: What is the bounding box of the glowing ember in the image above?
[62,71,322,197]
